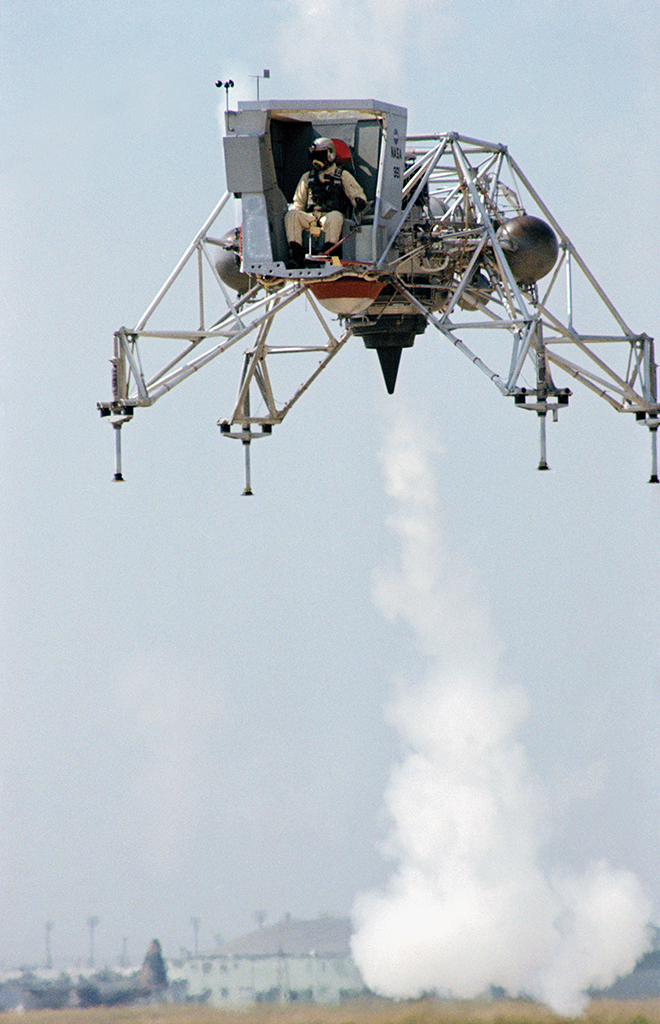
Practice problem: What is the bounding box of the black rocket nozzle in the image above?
[375,345,403,394]
[357,317,426,394]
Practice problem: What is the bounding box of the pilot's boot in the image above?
[287,241,306,269]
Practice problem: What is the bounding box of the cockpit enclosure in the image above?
[223,99,407,275]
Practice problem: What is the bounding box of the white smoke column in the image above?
[351,416,651,1015]
[114,652,228,881]
[277,0,462,96]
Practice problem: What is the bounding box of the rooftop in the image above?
[215,916,352,957]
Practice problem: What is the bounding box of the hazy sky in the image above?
[2,0,660,996]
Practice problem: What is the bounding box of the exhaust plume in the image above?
[277,0,461,95]
[351,416,651,1015]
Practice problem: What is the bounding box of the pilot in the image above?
[285,138,367,267]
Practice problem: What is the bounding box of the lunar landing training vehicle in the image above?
[99,98,659,491]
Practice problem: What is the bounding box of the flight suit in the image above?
[285,163,366,246]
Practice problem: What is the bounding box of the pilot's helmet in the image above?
[309,138,336,167]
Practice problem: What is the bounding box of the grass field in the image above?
[14,998,660,1024]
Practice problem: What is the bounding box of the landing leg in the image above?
[650,426,659,484]
[243,432,253,496]
[113,424,124,482]
[538,412,549,471]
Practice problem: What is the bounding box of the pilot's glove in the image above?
[354,196,367,213]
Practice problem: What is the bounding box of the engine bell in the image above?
[354,313,427,394]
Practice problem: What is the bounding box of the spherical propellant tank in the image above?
[496,215,559,285]
[428,196,447,220]
[214,228,253,293]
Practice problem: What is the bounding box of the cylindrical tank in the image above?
[496,215,559,285]
[214,228,253,293]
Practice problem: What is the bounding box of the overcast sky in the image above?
[2,0,660,991]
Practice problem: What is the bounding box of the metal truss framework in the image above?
[99,133,659,490]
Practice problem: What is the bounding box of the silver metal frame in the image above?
[99,128,658,488]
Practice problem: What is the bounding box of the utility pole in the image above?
[45,921,53,970]
[87,916,99,968]
[191,916,200,956]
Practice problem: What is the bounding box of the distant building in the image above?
[167,915,366,1006]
